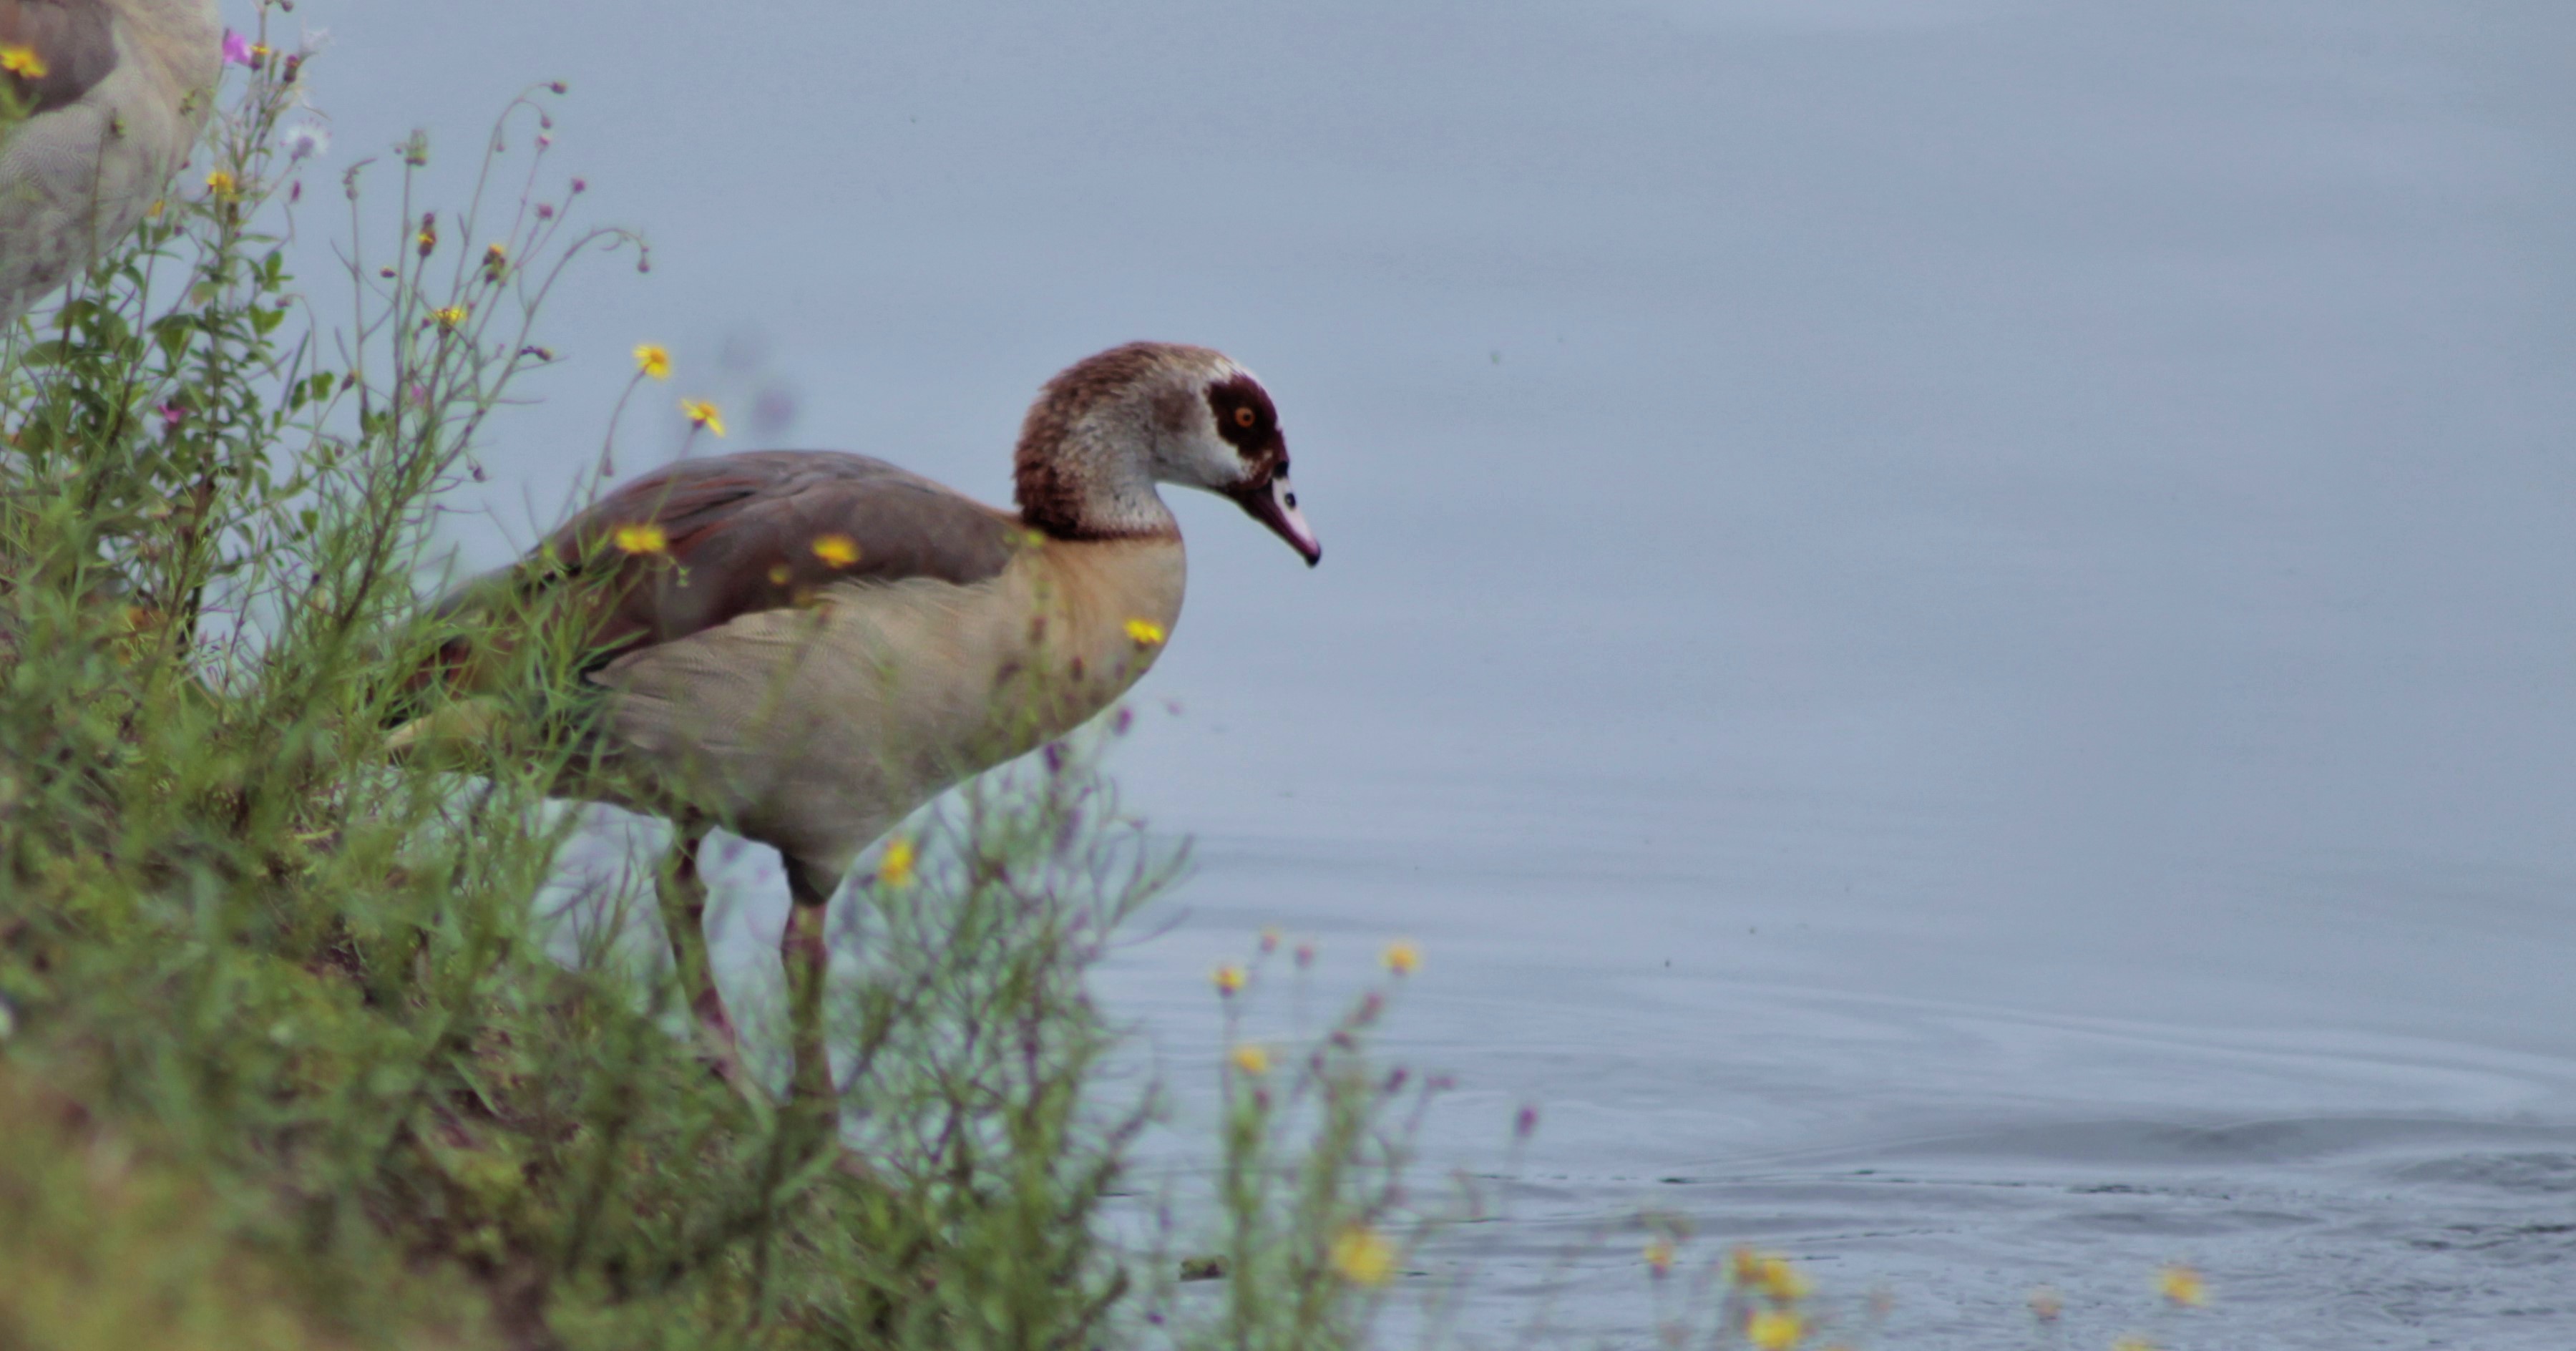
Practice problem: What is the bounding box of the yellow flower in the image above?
[812,534,860,567]
[482,243,508,281]
[1644,1239,1675,1277]
[1746,1309,1804,1350]
[1755,1255,1811,1302]
[633,343,670,380]
[432,305,468,330]
[2157,1264,2205,1307]
[1212,963,1246,997]
[1124,618,1166,646]
[2112,1339,2157,1351]
[613,523,668,555]
[1,45,49,79]
[1380,940,1420,976]
[877,836,915,888]
[680,399,726,436]
[1229,1043,1270,1076]
[204,170,238,200]
[1327,1226,1395,1287]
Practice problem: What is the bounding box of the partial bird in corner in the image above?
[0,0,223,323]
[398,341,1321,1116]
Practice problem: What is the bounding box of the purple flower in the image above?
[277,122,330,163]
[221,30,255,66]
[157,403,184,430]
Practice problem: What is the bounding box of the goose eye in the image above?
[1233,406,1257,429]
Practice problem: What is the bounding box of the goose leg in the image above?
[655,825,740,1077]
[779,857,841,1131]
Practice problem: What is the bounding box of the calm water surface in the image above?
[299,1,2576,1343]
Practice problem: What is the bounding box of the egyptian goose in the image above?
[405,341,1319,1106]
[0,0,222,323]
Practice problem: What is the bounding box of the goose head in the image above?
[1014,342,1322,566]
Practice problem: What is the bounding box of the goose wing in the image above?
[426,451,1024,691]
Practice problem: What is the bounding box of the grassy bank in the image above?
[0,18,1444,1350]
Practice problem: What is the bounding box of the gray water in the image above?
[296,1,2576,1344]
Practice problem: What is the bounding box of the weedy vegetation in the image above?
[0,13,1458,1351]
[0,10,2202,1351]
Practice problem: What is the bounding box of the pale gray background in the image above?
[273,2,2576,1345]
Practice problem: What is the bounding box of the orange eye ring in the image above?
[1233,406,1257,429]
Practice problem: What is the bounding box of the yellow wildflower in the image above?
[204,170,237,200]
[1644,1238,1675,1277]
[1,45,48,79]
[633,343,670,380]
[432,305,468,330]
[482,243,508,281]
[1327,1226,1395,1287]
[812,534,860,567]
[681,399,726,436]
[1229,1043,1270,1076]
[1124,618,1166,646]
[2157,1264,2205,1307]
[877,836,915,888]
[1212,963,1246,997]
[1381,940,1420,976]
[1756,1254,1811,1302]
[2112,1339,2157,1351]
[1746,1309,1804,1350]
[613,523,668,555]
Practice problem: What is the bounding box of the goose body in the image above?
[560,457,1188,881]
[0,0,221,322]
[410,342,1319,1101]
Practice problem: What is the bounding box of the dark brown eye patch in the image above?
[1206,374,1279,455]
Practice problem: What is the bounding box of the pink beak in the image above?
[1233,473,1321,567]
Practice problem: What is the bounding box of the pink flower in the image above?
[221,30,254,65]
[157,403,184,430]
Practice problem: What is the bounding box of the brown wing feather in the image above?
[0,0,119,114]
[425,452,1024,695]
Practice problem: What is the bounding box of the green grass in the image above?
[0,16,1443,1350]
